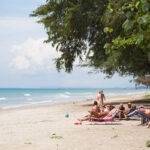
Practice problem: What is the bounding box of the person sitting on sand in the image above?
[88,105,112,118]
[118,103,125,119]
[78,105,113,122]
[138,107,150,128]
[127,107,150,128]
[84,101,100,117]
[91,101,100,113]
[97,90,105,112]
[124,102,133,118]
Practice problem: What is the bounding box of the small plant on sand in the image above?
[51,134,63,139]
[144,95,150,98]
[146,140,150,147]
[111,134,118,139]
[24,142,32,144]
[51,135,63,139]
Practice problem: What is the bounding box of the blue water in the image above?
[0,88,149,109]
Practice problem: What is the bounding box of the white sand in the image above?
[0,93,150,150]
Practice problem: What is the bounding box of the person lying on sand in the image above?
[88,105,113,118]
[78,105,113,122]
[139,107,150,128]
[127,107,150,128]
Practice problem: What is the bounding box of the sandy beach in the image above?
[0,93,150,150]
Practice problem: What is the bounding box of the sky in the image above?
[0,0,134,88]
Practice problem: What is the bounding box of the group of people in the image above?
[78,90,150,128]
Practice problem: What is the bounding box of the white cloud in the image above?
[10,37,60,73]
[11,56,30,70]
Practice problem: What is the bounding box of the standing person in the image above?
[97,90,105,112]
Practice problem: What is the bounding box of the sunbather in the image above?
[127,108,150,119]
[91,101,100,113]
[88,105,113,118]
[79,101,100,121]
[91,107,118,122]
[127,108,150,128]
[118,103,125,119]
[78,105,114,122]
[124,102,136,118]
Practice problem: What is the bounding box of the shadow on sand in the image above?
[81,98,150,107]
[87,122,122,125]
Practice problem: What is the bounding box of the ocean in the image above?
[0,88,149,109]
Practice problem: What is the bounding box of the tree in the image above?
[136,76,150,86]
[30,0,150,77]
[104,0,150,76]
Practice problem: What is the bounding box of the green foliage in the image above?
[24,142,32,144]
[31,0,109,73]
[146,140,150,147]
[51,135,63,139]
[31,0,150,77]
[111,134,118,139]
[144,94,150,97]
[104,27,113,33]
[103,0,150,76]
[105,0,150,50]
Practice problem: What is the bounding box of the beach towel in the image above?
[108,108,118,117]
[91,116,114,122]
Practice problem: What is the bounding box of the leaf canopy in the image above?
[31,0,150,77]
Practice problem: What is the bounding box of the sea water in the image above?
[0,88,149,109]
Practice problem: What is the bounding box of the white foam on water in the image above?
[59,94,70,98]
[24,93,31,96]
[0,97,6,101]
[1,100,52,109]
[65,92,71,95]
[1,89,149,110]
[28,100,52,105]
[84,92,94,95]
[126,91,146,95]
[106,93,116,97]
[2,104,29,109]
[27,98,32,101]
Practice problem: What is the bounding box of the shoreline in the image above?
[0,88,149,110]
[0,92,149,112]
